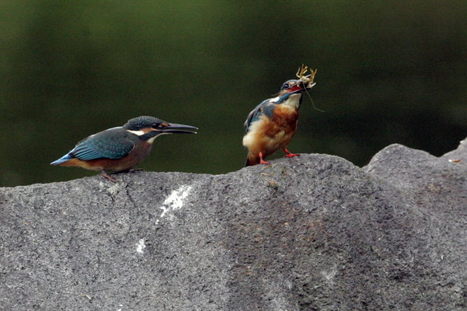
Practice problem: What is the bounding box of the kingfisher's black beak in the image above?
[158,123,198,134]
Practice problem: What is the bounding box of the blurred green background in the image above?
[1,0,466,186]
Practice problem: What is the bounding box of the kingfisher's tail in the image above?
[50,154,73,166]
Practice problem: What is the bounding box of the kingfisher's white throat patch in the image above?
[270,93,302,109]
[127,129,146,136]
[270,95,281,103]
[283,93,301,109]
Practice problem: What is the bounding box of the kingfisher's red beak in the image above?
[286,85,303,93]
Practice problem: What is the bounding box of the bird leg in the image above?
[259,152,270,165]
[283,148,300,158]
[101,171,118,182]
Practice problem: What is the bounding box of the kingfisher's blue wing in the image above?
[70,127,136,160]
[244,99,275,132]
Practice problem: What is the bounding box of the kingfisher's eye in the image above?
[282,83,289,89]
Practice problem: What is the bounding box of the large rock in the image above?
[1,139,466,310]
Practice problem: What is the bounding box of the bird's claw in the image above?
[101,171,118,182]
[258,152,270,165]
[283,148,300,158]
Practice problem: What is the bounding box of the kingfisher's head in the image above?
[278,79,316,96]
[123,116,198,143]
[278,65,317,96]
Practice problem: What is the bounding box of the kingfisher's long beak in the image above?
[158,123,198,134]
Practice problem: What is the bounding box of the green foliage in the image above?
[1,0,466,186]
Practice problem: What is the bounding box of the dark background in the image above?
[1,0,466,186]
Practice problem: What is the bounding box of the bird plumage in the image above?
[244,90,302,131]
[243,78,315,166]
[51,116,197,177]
[69,128,138,161]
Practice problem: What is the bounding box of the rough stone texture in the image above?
[1,139,466,311]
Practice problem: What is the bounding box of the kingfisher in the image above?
[243,65,317,166]
[51,116,198,180]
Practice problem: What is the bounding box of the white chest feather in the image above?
[282,93,302,109]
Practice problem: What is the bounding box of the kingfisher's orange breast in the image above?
[242,105,298,157]
[270,104,298,134]
[59,142,153,172]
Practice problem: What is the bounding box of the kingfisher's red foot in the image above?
[101,171,118,182]
[283,148,300,158]
[259,152,270,165]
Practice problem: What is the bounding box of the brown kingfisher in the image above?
[243,65,317,166]
[51,116,198,179]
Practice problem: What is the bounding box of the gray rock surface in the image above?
[1,139,466,311]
